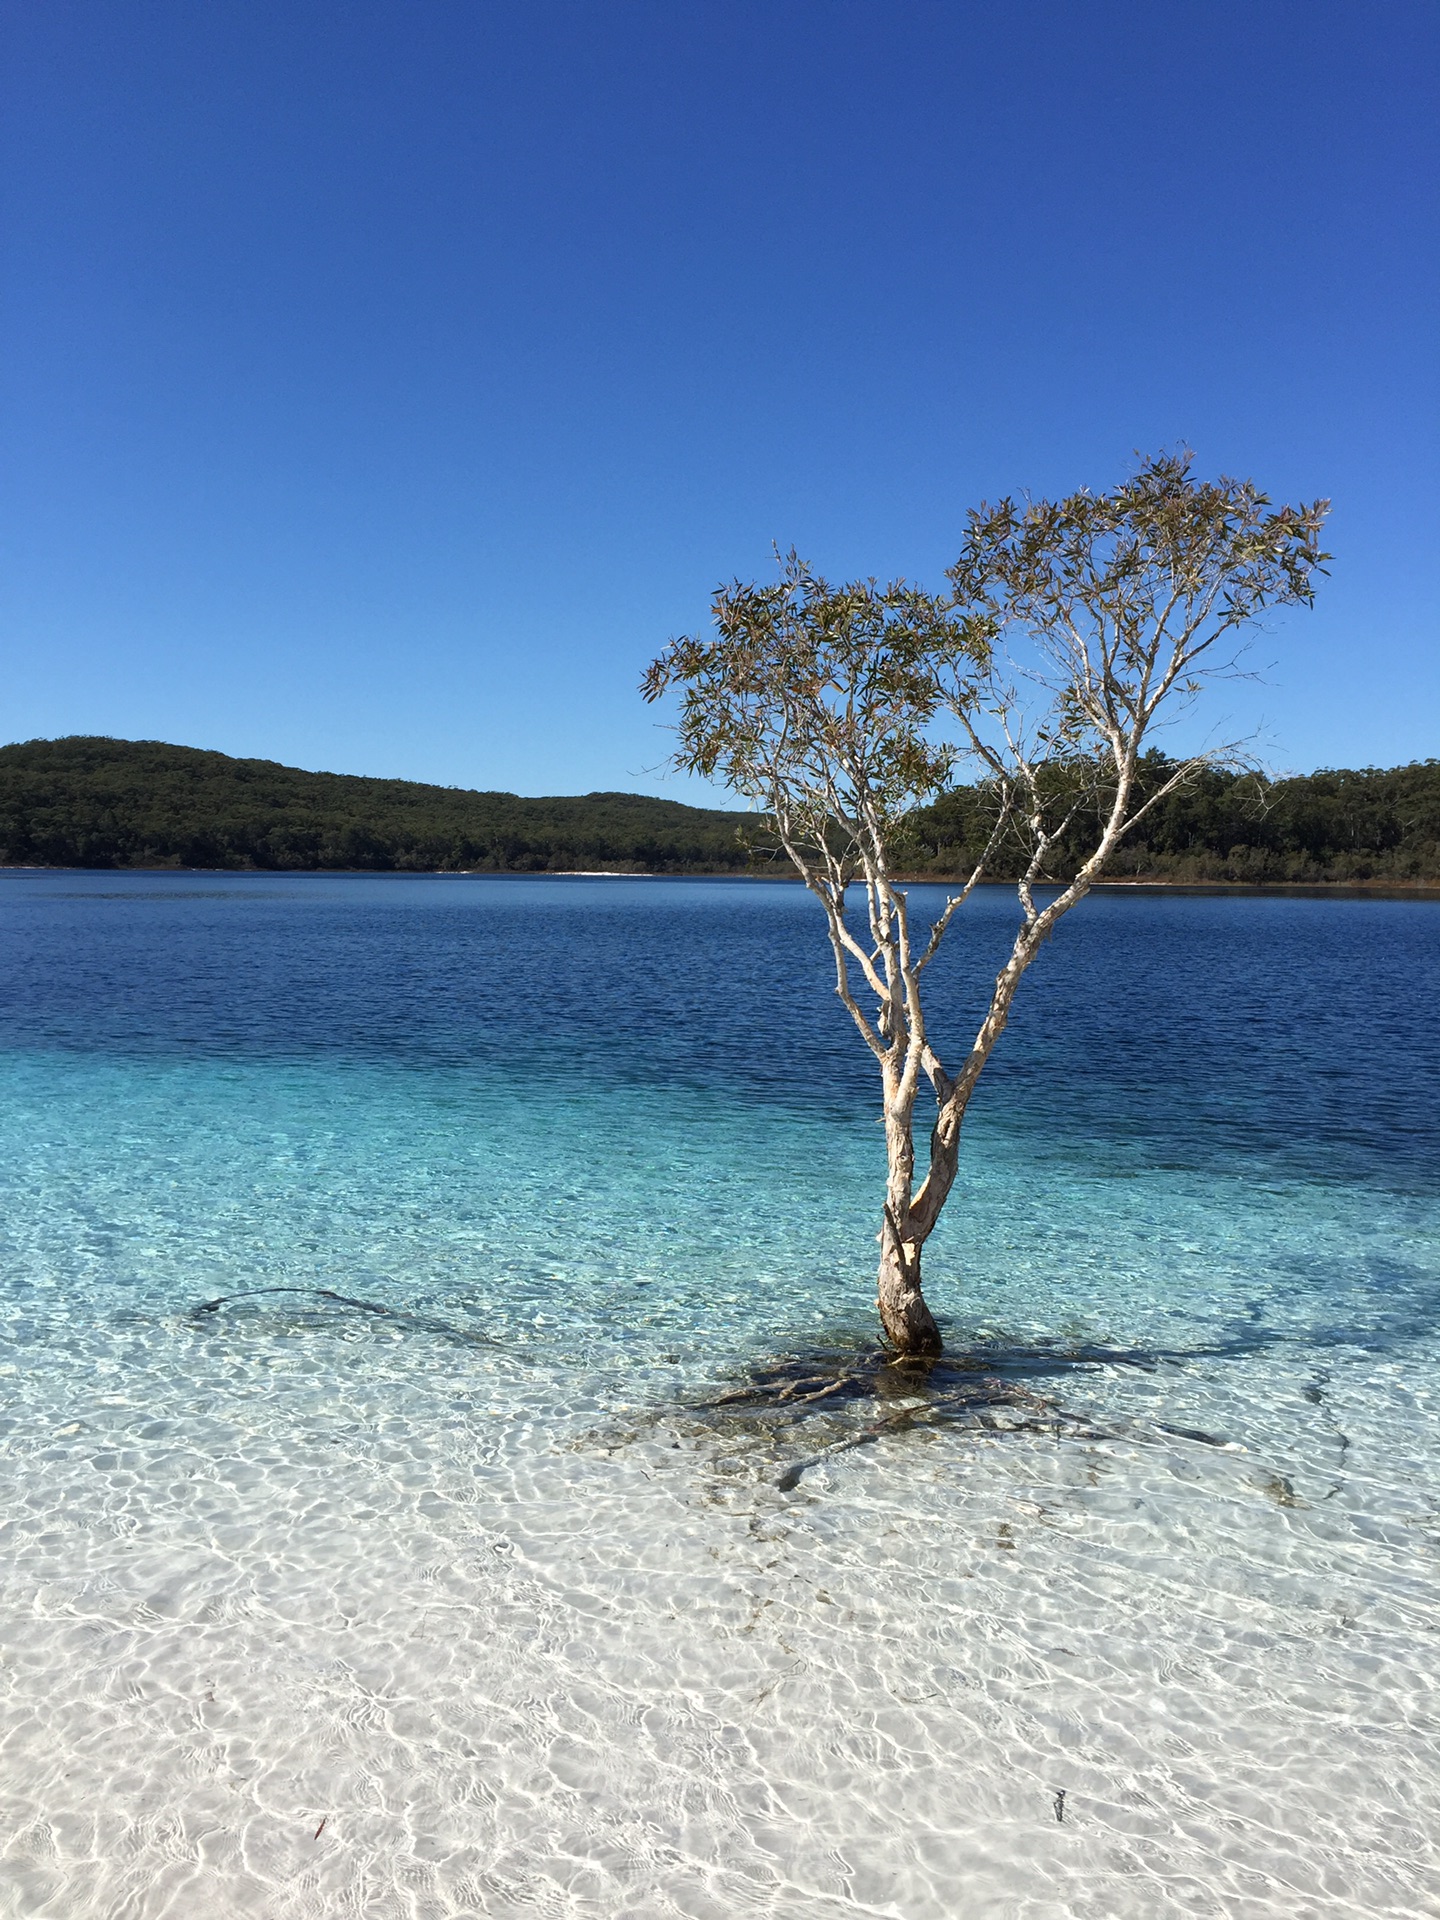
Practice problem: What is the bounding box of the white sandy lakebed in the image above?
[2,1317,1436,1920]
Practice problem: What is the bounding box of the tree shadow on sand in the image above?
[681,1328,1273,1490]
[183,1287,1280,1493]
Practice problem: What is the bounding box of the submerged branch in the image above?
[187,1286,503,1350]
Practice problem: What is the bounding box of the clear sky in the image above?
[2,1,1435,802]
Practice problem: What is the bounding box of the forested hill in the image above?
[0,737,752,872]
[908,756,1440,886]
[0,735,1437,882]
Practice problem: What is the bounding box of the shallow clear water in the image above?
[1,871,1437,1918]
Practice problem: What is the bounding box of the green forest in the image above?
[0,737,751,872]
[1,735,1437,883]
[907,755,1440,885]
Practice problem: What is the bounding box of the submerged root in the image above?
[193,1285,394,1317]
[679,1341,1106,1491]
[675,1331,1262,1491]
[692,1329,1200,1424]
[186,1286,501,1350]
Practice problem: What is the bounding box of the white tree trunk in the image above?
[875,1085,943,1355]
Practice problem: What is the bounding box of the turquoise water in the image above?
[2,872,1438,1917]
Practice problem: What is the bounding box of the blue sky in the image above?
[2,1,1435,801]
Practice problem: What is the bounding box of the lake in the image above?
[1,871,1437,1917]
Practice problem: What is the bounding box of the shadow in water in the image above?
[699,1323,1283,1416]
[187,1285,502,1350]
[185,1291,1283,1494]
[688,1327,1275,1490]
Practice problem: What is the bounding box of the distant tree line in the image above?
[0,735,1436,882]
[906,753,1440,884]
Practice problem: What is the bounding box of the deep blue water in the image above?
[2,870,1437,1368]
[5,872,1437,1168]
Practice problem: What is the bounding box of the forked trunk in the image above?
[877,1088,945,1355]
[876,1218,943,1356]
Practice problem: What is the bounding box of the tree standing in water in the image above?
[643,455,1328,1355]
